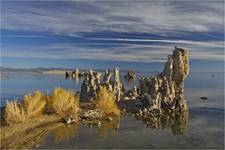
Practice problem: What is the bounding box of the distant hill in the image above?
[0,67,160,74]
[0,67,70,74]
[0,67,96,74]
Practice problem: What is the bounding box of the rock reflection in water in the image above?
[135,111,189,135]
[65,75,80,83]
[85,117,120,138]
[51,124,79,144]
[99,117,120,138]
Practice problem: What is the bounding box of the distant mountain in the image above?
[1,67,47,73]
[0,67,93,74]
[0,66,159,74]
[0,67,64,73]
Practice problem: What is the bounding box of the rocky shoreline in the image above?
[1,47,190,149]
[77,46,189,115]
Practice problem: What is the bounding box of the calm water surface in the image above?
[0,72,224,149]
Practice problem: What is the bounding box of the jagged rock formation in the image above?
[80,69,100,101]
[139,47,189,112]
[65,71,73,78]
[75,68,79,77]
[80,47,189,112]
[125,86,138,99]
[112,67,122,102]
[65,68,80,78]
[102,69,113,92]
[80,67,123,102]
[124,70,136,80]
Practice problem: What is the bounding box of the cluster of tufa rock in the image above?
[80,67,123,102]
[139,47,189,112]
[65,68,82,78]
[80,69,101,101]
[124,70,136,80]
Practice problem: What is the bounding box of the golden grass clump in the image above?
[47,87,79,117]
[23,91,46,119]
[4,101,26,124]
[95,86,120,116]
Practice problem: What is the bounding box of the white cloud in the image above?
[2,40,224,62]
[1,1,224,63]
[86,38,224,48]
[1,1,224,36]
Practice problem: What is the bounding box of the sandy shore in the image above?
[0,102,120,149]
[0,115,62,149]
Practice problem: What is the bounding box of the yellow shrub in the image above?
[95,86,120,116]
[47,87,79,117]
[4,100,26,124]
[23,91,46,119]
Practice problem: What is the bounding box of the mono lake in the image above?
[0,72,224,149]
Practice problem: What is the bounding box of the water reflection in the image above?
[65,75,80,83]
[84,117,120,138]
[124,78,135,86]
[50,117,120,144]
[51,124,79,143]
[135,111,189,135]
[99,117,120,138]
[49,110,188,145]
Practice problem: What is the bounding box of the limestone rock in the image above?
[102,69,113,92]
[139,47,189,112]
[65,68,80,78]
[126,86,138,98]
[125,70,136,80]
[63,116,78,124]
[113,67,122,102]
[80,69,100,101]
[75,68,79,77]
[80,67,123,102]
[81,109,103,119]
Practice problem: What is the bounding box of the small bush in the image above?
[47,87,79,117]
[23,91,46,119]
[95,86,120,116]
[4,100,26,124]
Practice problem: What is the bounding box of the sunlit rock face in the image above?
[80,69,101,101]
[80,67,123,102]
[124,70,136,80]
[102,69,113,92]
[139,47,190,112]
[112,67,122,102]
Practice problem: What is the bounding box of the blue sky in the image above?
[1,1,224,72]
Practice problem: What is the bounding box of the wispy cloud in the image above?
[3,35,47,38]
[1,1,224,65]
[1,1,224,36]
[86,38,224,48]
[2,40,224,63]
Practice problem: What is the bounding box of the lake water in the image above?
[0,72,224,148]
